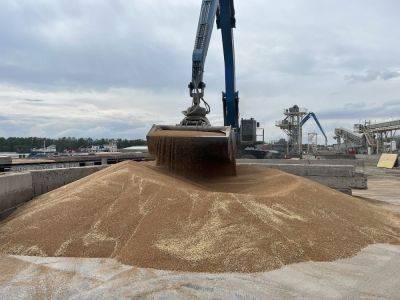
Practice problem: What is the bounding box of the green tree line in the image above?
[0,137,147,153]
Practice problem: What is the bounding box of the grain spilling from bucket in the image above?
[147,126,236,177]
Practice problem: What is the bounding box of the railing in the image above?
[283,107,308,115]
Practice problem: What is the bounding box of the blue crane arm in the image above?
[187,0,239,129]
[189,0,219,102]
[300,112,328,146]
[217,0,239,129]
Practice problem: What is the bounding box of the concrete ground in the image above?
[354,166,400,211]
[0,244,399,299]
[1,165,399,299]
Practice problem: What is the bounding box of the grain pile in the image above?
[1,161,399,273]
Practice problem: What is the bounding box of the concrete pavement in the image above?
[0,244,399,299]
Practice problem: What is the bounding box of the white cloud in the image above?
[0,84,190,138]
[346,69,400,83]
[0,0,399,142]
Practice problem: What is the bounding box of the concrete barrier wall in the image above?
[238,161,367,194]
[242,163,355,177]
[31,166,107,197]
[0,166,107,215]
[238,158,364,167]
[0,161,369,215]
[238,162,355,177]
[355,155,380,166]
[352,173,368,189]
[304,173,367,191]
[0,172,32,213]
[10,162,81,172]
[304,176,351,194]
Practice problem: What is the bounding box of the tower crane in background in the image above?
[276,105,328,158]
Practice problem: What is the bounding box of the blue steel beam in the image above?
[217,0,239,129]
[191,0,219,90]
[187,0,239,129]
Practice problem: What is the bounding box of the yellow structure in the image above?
[377,154,398,169]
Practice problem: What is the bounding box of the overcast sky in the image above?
[1,0,399,142]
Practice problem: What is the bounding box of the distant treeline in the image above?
[0,137,147,153]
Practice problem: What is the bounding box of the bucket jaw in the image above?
[146,125,236,177]
[181,105,210,127]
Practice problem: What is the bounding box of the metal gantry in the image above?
[354,120,400,154]
[334,128,363,151]
[275,105,307,157]
[276,105,327,157]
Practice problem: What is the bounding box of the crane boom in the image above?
[218,0,239,129]
[182,0,239,129]
[300,112,328,146]
[190,0,218,96]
